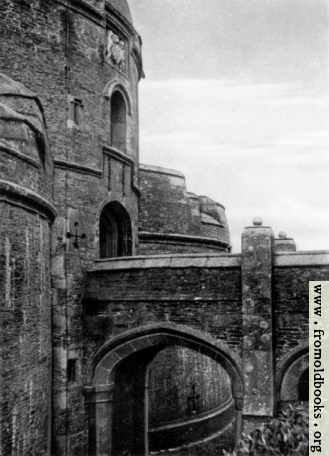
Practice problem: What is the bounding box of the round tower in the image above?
[0,74,55,456]
[0,0,144,454]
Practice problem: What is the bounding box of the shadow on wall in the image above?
[86,323,244,456]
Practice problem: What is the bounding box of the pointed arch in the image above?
[277,343,309,402]
[85,323,244,456]
[92,323,243,395]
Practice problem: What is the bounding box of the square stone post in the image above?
[241,218,275,424]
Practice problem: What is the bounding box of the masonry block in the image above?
[241,218,274,417]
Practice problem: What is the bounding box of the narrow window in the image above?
[73,98,83,125]
[111,91,127,151]
[69,97,83,127]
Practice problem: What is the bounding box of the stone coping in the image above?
[139,231,229,248]
[274,251,329,267]
[0,141,41,169]
[89,249,329,272]
[139,163,185,179]
[148,398,235,452]
[54,159,102,177]
[0,179,56,221]
[149,397,234,432]
[90,253,241,271]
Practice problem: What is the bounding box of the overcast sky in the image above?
[130,0,329,252]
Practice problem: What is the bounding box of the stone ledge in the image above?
[0,141,41,169]
[149,397,234,432]
[90,253,241,271]
[149,416,236,454]
[139,163,185,179]
[139,231,229,249]
[149,398,235,451]
[54,159,102,177]
[0,179,56,221]
[274,251,329,267]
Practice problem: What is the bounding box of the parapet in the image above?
[138,163,231,254]
[0,73,55,219]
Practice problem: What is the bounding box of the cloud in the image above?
[138,77,329,252]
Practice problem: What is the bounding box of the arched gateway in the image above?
[85,324,244,456]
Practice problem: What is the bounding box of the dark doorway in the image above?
[111,350,155,456]
[111,91,127,151]
[99,202,132,258]
[298,369,309,402]
[111,345,236,456]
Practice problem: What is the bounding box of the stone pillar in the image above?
[274,231,297,252]
[241,218,275,423]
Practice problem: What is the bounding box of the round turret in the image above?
[0,74,55,456]
[0,73,53,200]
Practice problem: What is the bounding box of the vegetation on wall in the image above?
[223,404,308,456]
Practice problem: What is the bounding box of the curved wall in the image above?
[138,164,231,254]
[0,0,143,260]
[148,346,232,426]
[0,1,143,454]
[0,78,55,456]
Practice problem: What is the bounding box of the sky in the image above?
[129,0,329,252]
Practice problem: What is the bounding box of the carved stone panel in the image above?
[105,29,127,72]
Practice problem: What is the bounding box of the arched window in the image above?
[99,202,132,258]
[298,369,309,402]
[111,91,127,151]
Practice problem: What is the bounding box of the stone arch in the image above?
[277,343,308,402]
[104,80,132,115]
[86,323,244,456]
[99,201,132,258]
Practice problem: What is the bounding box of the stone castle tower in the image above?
[0,1,232,455]
[0,1,328,456]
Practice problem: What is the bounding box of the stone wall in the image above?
[138,164,231,253]
[148,346,232,426]
[0,77,55,455]
[273,261,329,362]
[1,1,329,455]
[84,257,243,357]
[0,204,52,456]
[84,237,329,454]
[0,1,143,454]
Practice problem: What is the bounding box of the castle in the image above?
[0,1,328,455]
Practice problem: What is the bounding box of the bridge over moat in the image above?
[83,221,329,456]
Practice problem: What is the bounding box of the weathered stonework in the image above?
[0,75,54,456]
[241,220,274,419]
[138,164,231,254]
[0,1,328,456]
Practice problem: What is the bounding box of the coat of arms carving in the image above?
[106,30,126,71]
